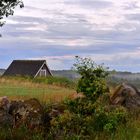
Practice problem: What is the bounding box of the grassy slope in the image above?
[0,77,76,103]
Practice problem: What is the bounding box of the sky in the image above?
[1,0,140,72]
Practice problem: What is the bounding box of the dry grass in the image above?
[0,77,76,103]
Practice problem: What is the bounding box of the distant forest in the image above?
[1,69,140,88]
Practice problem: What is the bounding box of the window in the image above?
[40,70,46,76]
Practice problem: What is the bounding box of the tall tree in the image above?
[0,0,24,27]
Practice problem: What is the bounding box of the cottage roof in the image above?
[3,60,52,77]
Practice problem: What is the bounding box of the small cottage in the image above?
[3,60,53,78]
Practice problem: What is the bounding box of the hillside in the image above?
[2,69,140,88]
[0,76,76,103]
[52,70,140,88]
[52,70,80,79]
[108,71,140,88]
[0,69,5,75]
[53,70,140,79]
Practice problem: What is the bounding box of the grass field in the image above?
[0,77,76,103]
[0,77,139,140]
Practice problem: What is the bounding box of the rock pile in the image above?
[0,97,13,127]
[0,97,45,128]
[0,97,65,129]
[110,83,140,109]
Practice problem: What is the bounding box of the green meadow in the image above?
[0,76,76,103]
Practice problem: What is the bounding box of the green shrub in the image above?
[49,110,94,139]
[65,98,95,115]
[47,57,128,139]
[94,106,128,133]
[73,56,108,101]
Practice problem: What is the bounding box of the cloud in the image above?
[123,1,140,10]
[65,0,113,9]
[125,13,140,21]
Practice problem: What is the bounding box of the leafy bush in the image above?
[48,97,128,138]
[49,110,94,139]
[73,56,108,101]
[65,98,95,116]
[46,57,128,139]
[94,106,127,133]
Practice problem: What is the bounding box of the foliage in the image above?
[94,106,127,132]
[48,98,128,139]
[47,57,129,139]
[0,0,24,27]
[49,110,94,139]
[73,56,108,101]
[0,0,24,37]
[65,98,95,116]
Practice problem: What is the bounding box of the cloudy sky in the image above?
[1,0,140,71]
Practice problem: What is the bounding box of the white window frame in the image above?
[40,69,46,77]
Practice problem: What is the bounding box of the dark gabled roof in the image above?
[3,60,52,77]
